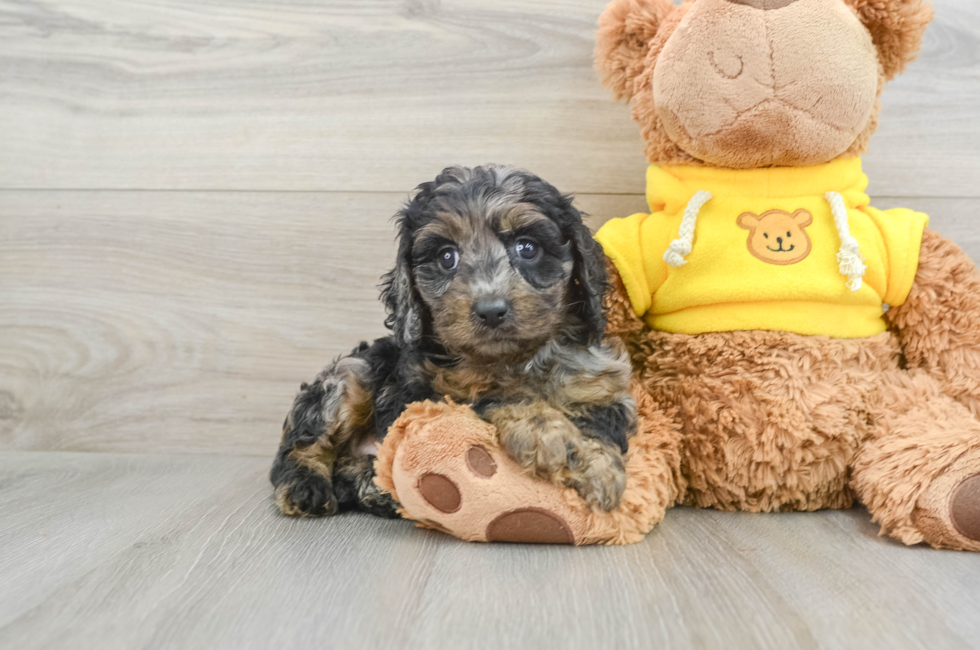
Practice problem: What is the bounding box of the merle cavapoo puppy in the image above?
[271,165,637,518]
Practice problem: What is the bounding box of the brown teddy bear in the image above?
[376,0,980,550]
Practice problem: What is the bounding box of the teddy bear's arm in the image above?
[885,228,980,417]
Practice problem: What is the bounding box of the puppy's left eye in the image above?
[516,238,539,261]
[437,246,459,271]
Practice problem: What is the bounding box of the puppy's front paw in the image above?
[566,439,627,511]
[357,489,401,519]
[274,468,339,517]
[493,403,627,511]
[332,454,402,519]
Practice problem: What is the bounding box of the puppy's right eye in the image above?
[438,246,459,271]
[516,238,540,261]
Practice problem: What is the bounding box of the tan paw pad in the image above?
[465,445,497,478]
[950,474,980,542]
[486,508,574,544]
[418,473,462,513]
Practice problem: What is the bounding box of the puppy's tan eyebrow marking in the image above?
[419,211,474,243]
[416,220,451,240]
[498,205,550,234]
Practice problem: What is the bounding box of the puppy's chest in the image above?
[427,363,549,403]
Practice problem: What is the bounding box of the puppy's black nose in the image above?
[472,299,511,329]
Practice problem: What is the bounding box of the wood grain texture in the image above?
[0,190,646,455]
[1,451,978,650]
[0,0,978,196]
[3,191,975,456]
[2,191,977,455]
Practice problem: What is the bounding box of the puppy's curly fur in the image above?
[270,165,636,517]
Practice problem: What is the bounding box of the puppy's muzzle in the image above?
[472,298,512,329]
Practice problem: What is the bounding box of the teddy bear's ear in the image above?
[791,209,813,228]
[844,0,934,80]
[595,0,678,101]
[737,213,760,230]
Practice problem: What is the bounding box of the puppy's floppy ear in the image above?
[517,172,609,344]
[568,218,610,345]
[595,0,676,101]
[844,0,933,80]
[379,186,433,348]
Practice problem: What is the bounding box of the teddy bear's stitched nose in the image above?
[726,0,800,9]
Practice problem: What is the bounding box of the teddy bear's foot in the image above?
[913,454,980,552]
[376,401,589,543]
[419,464,578,544]
[373,391,684,545]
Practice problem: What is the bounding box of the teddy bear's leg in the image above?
[374,385,683,545]
[859,227,980,550]
[851,370,980,551]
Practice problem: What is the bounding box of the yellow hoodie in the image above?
[595,157,928,339]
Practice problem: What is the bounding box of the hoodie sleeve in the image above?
[595,213,655,318]
[864,206,929,307]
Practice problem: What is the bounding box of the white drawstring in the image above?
[825,191,866,292]
[663,190,713,267]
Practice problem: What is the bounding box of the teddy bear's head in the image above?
[595,0,933,168]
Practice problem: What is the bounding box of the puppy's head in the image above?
[381,165,606,361]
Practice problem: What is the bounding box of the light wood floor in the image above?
[1,0,979,648]
[1,452,979,649]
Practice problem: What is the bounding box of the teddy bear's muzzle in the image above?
[652,0,879,168]
[726,0,800,9]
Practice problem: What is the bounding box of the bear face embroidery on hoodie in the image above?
[737,209,813,265]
